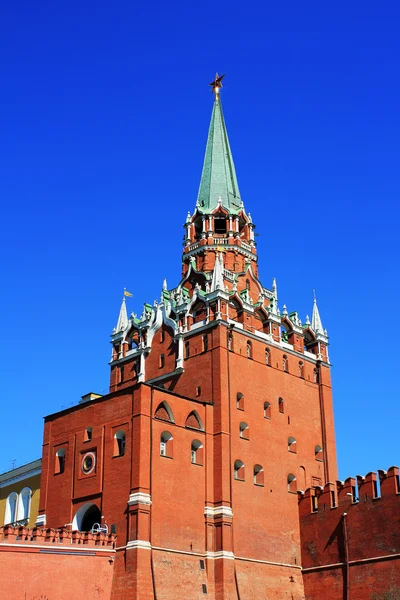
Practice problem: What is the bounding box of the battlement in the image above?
[0,525,116,549]
[298,465,400,516]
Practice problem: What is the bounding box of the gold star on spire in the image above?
[209,73,226,95]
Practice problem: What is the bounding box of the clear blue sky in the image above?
[1,1,399,479]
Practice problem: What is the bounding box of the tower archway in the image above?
[72,502,101,532]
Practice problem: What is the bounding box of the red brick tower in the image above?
[37,75,337,599]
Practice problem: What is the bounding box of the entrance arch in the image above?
[72,502,101,532]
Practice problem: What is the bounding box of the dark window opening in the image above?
[200,559,205,570]
[214,218,226,234]
[202,584,208,594]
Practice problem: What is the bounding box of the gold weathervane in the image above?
[209,73,226,95]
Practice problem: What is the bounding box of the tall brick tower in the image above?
[38,76,337,599]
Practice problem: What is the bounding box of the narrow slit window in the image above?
[288,436,297,453]
[191,440,204,465]
[265,348,271,366]
[264,401,271,419]
[234,460,245,481]
[55,448,66,474]
[160,431,173,458]
[114,430,126,457]
[288,473,297,493]
[239,422,249,440]
[246,341,252,359]
[254,465,264,486]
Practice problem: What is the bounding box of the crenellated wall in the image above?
[0,525,116,599]
[299,466,400,600]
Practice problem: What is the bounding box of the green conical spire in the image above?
[196,95,242,214]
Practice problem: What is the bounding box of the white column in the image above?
[138,351,145,382]
[208,215,213,237]
[229,216,233,237]
[201,216,206,239]
[176,334,184,369]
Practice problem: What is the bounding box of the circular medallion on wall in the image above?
[82,451,96,475]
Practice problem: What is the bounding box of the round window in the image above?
[82,452,96,475]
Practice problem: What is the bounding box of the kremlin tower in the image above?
[35,75,337,599]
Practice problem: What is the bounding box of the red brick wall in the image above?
[299,467,400,599]
[0,527,115,600]
[35,319,338,599]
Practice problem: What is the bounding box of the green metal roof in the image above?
[196,96,242,215]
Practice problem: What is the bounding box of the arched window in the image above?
[313,368,319,383]
[84,427,92,442]
[55,448,66,474]
[17,487,32,521]
[114,430,126,457]
[239,422,249,440]
[246,341,252,359]
[265,348,271,366]
[191,440,203,465]
[160,431,173,457]
[236,392,244,411]
[185,410,204,430]
[264,401,271,419]
[160,329,165,343]
[298,361,304,378]
[4,492,18,525]
[315,445,323,460]
[254,465,264,486]
[234,460,245,481]
[288,436,297,453]
[185,342,190,359]
[278,397,284,414]
[196,386,201,397]
[283,355,288,372]
[288,473,297,493]
[159,354,165,368]
[154,401,174,422]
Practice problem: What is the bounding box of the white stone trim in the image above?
[126,540,151,550]
[190,320,208,331]
[116,542,301,567]
[128,493,152,506]
[35,514,46,527]
[0,542,115,554]
[204,506,233,518]
[206,550,235,559]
